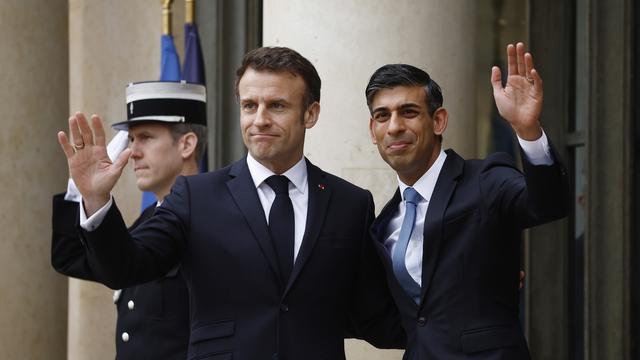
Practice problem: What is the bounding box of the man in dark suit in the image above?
[366,43,570,359]
[51,81,208,359]
[57,47,403,360]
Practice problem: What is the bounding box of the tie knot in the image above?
[403,187,422,205]
[265,175,290,195]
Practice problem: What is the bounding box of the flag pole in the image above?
[162,0,173,36]
[185,0,194,25]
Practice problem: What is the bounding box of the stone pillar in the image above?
[263,0,477,358]
[0,1,68,358]
[66,1,184,358]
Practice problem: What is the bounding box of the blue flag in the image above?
[161,34,182,81]
[182,23,208,173]
[141,34,182,211]
[183,23,205,84]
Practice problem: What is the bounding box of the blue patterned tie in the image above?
[392,187,423,304]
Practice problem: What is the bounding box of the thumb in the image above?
[490,66,503,95]
[111,148,131,175]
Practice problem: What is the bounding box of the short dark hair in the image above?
[365,64,443,117]
[168,123,208,163]
[235,46,321,107]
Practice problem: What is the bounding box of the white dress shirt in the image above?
[80,153,309,264]
[384,132,554,286]
[246,153,308,262]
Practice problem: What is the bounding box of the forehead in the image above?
[371,85,427,109]
[238,68,306,100]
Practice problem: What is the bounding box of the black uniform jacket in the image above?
[78,158,405,360]
[371,148,570,360]
[51,193,190,359]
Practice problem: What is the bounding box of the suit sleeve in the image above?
[80,176,190,289]
[51,193,100,281]
[347,191,406,349]
[481,140,570,229]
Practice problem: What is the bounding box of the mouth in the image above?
[251,133,279,140]
[134,166,148,172]
[385,140,412,152]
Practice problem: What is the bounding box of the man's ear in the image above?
[180,132,198,160]
[369,117,378,144]
[432,107,448,136]
[303,102,320,129]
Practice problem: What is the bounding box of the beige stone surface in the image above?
[0,0,69,358]
[67,0,185,358]
[264,0,477,357]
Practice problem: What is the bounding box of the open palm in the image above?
[58,113,131,213]
[491,43,543,140]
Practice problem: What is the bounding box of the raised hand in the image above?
[57,112,131,215]
[491,42,543,141]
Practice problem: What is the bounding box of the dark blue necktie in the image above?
[392,187,423,304]
[265,175,294,282]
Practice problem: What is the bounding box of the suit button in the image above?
[121,332,130,342]
[280,304,289,312]
[417,317,426,327]
[127,300,134,310]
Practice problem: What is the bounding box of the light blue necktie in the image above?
[392,187,423,304]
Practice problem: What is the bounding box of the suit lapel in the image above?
[370,189,401,256]
[226,158,281,283]
[283,160,331,296]
[418,149,464,309]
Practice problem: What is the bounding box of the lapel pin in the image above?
[317,184,326,190]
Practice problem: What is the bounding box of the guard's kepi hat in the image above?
[112,80,207,130]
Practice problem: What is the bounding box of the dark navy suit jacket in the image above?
[51,194,190,359]
[79,158,404,360]
[371,148,569,360]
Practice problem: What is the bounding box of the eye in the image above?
[401,109,419,118]
[373,111,390,122]
[242,102,257,111]
[269,102,285,110]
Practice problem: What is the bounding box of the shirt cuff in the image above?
[64,178,82,203]
[517,130,554,166]
[79,196,113,231]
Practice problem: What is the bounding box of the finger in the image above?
[58,131,75,158]
[69,115,82,146]
[77,112,94,146]
[490,66,503,94]
[516,42,526,77]
[524,52,535,78]
[530,69,543,93]
[506,43,517,77]
[92,114,106,147]
[111,148,132,174]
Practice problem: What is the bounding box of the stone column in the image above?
[66,1,183,358]
[0,1,68,358]
[263,0,477,358]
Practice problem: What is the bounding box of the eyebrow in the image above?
[372,102,421,114]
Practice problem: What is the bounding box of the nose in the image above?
[129,141,142,159]
[387,112,405,135]
[253,104,270,128]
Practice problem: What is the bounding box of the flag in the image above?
[182,22,208,172]
[161,34,182,81]
[182,23,205,84]
[140,33,182,211]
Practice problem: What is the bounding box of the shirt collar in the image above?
[246,153,308,194]
[398,150,447,203]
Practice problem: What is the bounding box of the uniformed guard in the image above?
[52,81,207,359]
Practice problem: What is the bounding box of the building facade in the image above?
[0,0,636,359]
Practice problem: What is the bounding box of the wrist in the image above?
[514,125,543,141]
[83,194,110,217]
